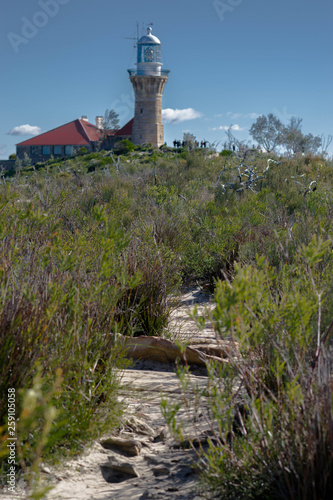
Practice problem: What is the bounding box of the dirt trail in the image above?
[12,289,219,500]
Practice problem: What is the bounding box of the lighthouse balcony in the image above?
[128,69,170,77]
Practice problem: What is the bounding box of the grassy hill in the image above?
[1,146,333,497]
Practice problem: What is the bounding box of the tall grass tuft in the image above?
[116,237,182,336]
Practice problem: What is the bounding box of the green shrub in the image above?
[0,201,134,478]
[164,238,333,499]
[114,139,135,155]
[116,238,181,336]
[220,149,233,156]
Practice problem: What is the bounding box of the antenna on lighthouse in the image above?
[124,22,139,48]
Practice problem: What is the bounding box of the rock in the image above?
[40,464,52,474]
[105,460,140,477]
[100,436,142,456]
[119,335,226,366]
[156,425,172,443]
[125,415,156,438]
[101,460,140,483]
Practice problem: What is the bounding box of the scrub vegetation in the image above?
[0,143,333,498]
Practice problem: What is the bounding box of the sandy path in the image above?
[7,288,218,500]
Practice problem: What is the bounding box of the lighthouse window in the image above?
[144,47,154,62]
[140,109,143,113]
[138,45,161,64]
[42,146,50,155]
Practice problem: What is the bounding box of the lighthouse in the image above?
[128,27,169,148]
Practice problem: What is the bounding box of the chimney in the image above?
[81,115,89,122]
[96,116,104,130]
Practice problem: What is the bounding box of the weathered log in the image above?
[119,335,228,366]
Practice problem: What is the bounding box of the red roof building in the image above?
[115,118,134,137]
[16,116,133,163]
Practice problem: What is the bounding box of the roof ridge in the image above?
[76,119,96,143]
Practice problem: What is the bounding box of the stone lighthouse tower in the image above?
[128,27,169,148]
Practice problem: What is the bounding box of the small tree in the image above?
[249,113,284,152]
[225,126,250,154]
[14,155,22,171]
[183,132,196,150]
[9,153,16,160]
[281,116,322,155]
[103,109,120,130]
[320,134,333,156]
[23,152,31,168]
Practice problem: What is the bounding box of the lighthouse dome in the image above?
[138,27,161,45]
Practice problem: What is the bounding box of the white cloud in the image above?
[226,112,259,120]
[211,124,244,131]
[162,108,202,124]
[7,124,42,136]
[230,124,243,131]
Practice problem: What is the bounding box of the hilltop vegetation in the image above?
[1,145,333,497]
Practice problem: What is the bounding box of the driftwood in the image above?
[119,335,234,366]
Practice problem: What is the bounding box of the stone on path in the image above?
[101,460,140,482]
[100,436,142,457]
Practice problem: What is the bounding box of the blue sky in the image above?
[1,0,332,158]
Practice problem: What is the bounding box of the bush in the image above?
[0,201,134,480]
[116,237,181,336]
[114,139,135,155]
[220,149,233,156]
[163,239,333,499]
